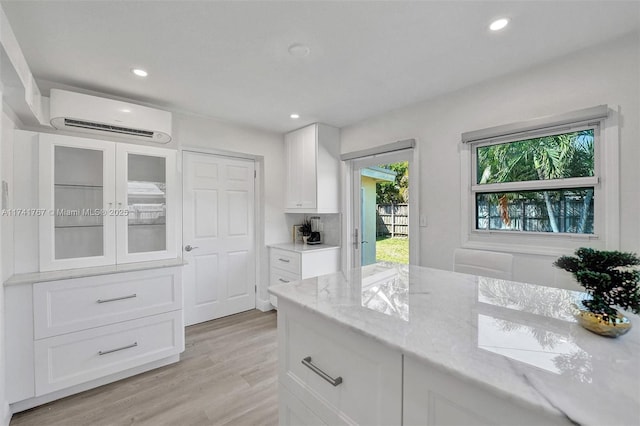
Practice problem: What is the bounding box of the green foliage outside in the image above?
[376,236,409,264]
[477,129,595,233]
[376,161,408,204]
[554,248,640,319]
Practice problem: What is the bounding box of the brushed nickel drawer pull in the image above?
[278,258,290,263]
[278,278,290,283]
[96,294,137,304]
[98,342,138,356]
[302,356,343,387]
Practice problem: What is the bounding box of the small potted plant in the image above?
[300,218,312,244]
[554,247,640,337]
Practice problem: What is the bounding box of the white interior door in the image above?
[183,151,256,326]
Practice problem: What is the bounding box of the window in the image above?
[460,105,619,254]
[472,126,598,234]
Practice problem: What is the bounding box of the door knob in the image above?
[184,245,199,252]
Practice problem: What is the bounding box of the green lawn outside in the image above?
[376,236,409,264]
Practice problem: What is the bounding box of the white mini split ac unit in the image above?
[49,89,172,143]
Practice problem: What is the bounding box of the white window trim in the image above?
[460,106,620,257]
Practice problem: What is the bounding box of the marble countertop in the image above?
[268,242,340,253]
[4,258,186,286]
[269,263,640,426]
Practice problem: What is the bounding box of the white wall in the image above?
[340,32,640,288]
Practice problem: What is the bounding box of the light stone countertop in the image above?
[4,258,186,286]
[269,262,640,426]
[268,242,340,253]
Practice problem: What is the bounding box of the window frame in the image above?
[471,122,600,236]
[460,106,619,256]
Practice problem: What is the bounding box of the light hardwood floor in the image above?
[10,309,278,426]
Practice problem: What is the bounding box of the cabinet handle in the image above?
[96,294,137,304]
[98,342,138,356]
[302,356,343,387]
[278,278,290,283]
[278,258,290,263]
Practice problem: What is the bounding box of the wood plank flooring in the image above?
[10,309,278,426]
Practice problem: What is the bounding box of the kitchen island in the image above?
[269,263,640,426]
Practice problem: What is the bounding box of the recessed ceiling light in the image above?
[288,44,310,58]
[290,113,300,119]
[131,68,148,77]
[121,108,131,113]
[489,18,509,31]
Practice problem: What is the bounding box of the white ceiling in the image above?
[2,1,639,133]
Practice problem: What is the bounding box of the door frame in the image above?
[180,147,268,312]
[342,142,419,270]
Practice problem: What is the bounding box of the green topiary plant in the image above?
[554,248,640,322]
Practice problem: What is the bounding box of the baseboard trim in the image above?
[256,298,274,312]
[1,401,11,426]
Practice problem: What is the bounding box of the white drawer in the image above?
[270,268,301,287]
[269,268,301,309]
[270,248,301,274]
[280,386,327,426]
[33,267,182,339]
[278,300,402,425]
[34,310,184,396]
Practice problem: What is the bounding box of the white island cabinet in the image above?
[270,263,640,426]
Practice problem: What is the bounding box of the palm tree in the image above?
[478,130,594,233]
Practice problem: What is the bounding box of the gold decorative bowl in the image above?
[574,306,632,338]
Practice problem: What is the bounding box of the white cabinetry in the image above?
[6,265,184,411]
[285,123,340,213]
[269,245,340,307]
[403,356,568,426]
[276,304,570,426]
[278,300,402,425]
[39,133,176,271]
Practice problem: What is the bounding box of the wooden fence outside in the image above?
[376,203,408,237]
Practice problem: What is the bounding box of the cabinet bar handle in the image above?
[302,356,343,387]
[278,258,290,263]
[98,342,138,356]
[278,278,290,283]
[96,294,137,304]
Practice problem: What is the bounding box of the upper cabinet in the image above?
[285,123,340,213]
[39,133,176,271]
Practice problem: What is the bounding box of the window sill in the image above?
[464,231,602,257]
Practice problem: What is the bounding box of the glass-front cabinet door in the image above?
[39,134,177,271]
[116,144,176,263]
[39,134,116,271]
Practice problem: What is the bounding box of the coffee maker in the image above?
[307,216,323,245]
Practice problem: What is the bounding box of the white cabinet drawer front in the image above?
[300,249,340,279]
[270,268,301,287]
[279,301,402,426]
[35,310,184,396]
[280,386,327,426]
[403,356,571,426]
[270,249,301,274]
[34,268,182,339]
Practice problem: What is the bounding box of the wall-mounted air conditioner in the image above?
[49,89,172,143]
